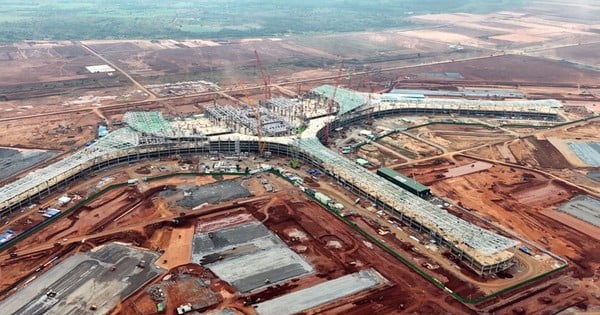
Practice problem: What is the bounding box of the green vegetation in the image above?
[211,173,224,181]
[0,0,528,42]
[290,158,300,169]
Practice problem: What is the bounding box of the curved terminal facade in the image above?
[0,87,563,276]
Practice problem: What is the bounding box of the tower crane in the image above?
[254,50,271,102]
[322,60,344,145]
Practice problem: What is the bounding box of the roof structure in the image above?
[311,85,366,115]
[123,112,177,137]
[295,136,518,264]
[0,128,139,205]
[390,88,524,99]
[377,167,429,194]
[376,95,562,112]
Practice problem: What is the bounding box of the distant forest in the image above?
[0,0,527,42]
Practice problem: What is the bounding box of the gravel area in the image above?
[192,221,313,293]
[0,243,163,315]
[172,180,251,208]
[255,269,385,315]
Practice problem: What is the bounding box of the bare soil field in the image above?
[0,85,148,119]
[523,0,600,25]
[379,132,442,159]
[498,119,600,170]
[356,143,406,166]
[0,169,475,314]
[534,42,600,67]
[410,124,513,151]
[0,42,104,85]
[0,111,98,151]
[124,264,228,315]
[246,195,472,314]
[83,32,452,87]
[0,42,133,103]
[521,136,573,169]
[411,7,600,49]
[393,158,457,185]
[429,158,598,266]
[429,159,600,313]
[393,55,600,85]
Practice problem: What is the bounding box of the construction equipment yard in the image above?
[1,2,600,314]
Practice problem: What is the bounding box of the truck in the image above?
[314,192,332,205]
[519,246,533,256]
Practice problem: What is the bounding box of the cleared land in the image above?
[0,1,599,314]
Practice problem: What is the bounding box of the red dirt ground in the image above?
[244,195,473,314]
[429,159,600,310]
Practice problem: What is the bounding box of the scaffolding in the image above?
[376,95,562,114]
[123,112,177,137]
[205,104,294,137]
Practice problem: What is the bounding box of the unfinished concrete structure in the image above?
[204,104,294,136]
[0,86,566,276]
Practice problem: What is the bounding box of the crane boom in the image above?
[254,50,271,102]
[323,60,344,145]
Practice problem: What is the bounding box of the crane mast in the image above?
[254,50,271,101]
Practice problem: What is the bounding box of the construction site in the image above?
[1,2,600,314]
